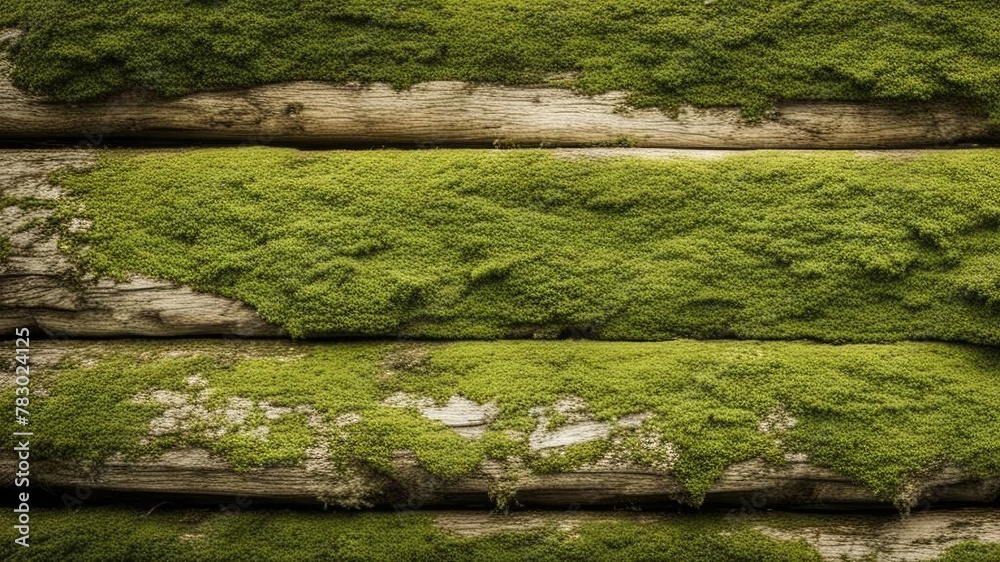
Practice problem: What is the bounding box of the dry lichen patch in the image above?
[592,429,680,474]
[433,510,622,537]
[383,392,665,456]
[552,148,740,160]
[380,345,430,377]
[528,397,611,450]
[758,406,798,434]
[132,374,381,507]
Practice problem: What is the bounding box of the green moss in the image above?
[4,508,996,561]
[0,196,61,211]
[10,353,206,462]
[0,0,26,27]
[56,148,1000,344]
[5,340,1000,505]
[5,2,1000,121]
[0,234,10,263]
[0,509,824,562]
[936,543,1000,562]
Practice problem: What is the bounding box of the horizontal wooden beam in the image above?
[12,507,1000,561]
[2,147,986,339]
[4,340,998,511]
[1,31,994,149]
[5,451,998,510]
[434,509,1000,562]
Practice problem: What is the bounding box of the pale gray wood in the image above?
[2,453,997,508]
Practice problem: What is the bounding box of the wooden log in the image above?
[0,30,994,149]
[12,507,1000,561]
[0,147,977,339]
[4,451,998,510]
[2,340,997,511]
[433,509,1000,562]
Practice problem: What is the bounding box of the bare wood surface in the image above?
[1,30,994,149]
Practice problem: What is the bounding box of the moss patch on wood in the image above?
[5,1,1000,123]
[5,508,999,561]
[0,508,822,561]
[54,148,1000,344]
[5,340,999,506]
[0,234,11,263]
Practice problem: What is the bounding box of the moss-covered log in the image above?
[6,147,1000,343]
[5,1,1000,123]
[3,508,999,561]
[8,450,998,511]
[0,28,995,148]
[3,339,999,510]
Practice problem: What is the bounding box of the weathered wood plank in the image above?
[1,30,994,149]
[3,340,997,510]
[0,147,978,338]
[5,357,997,512]
[3,451,997,510]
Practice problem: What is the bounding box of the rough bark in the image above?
[1,30,994,149]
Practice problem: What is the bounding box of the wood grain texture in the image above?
[432,510,1000,562]
[2,450,997,510]
[0,149,282,337]
[1,30,995,149]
